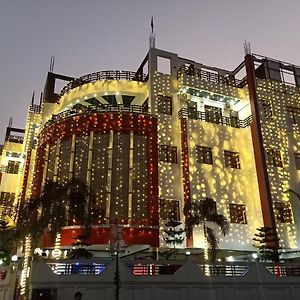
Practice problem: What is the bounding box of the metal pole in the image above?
[113,219,120,300]
[114,251,120,300]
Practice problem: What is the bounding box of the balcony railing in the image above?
[29,104,42,114]
[131,264,182,276]
[5,135,24,144]
[44,104,149,128]
[199,264,248,277]
[177,65,247,89]
[178,108,252,128]
[47,263,106,275]
[60,70,146,98]
[266,265,300,277]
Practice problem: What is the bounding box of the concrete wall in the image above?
[30,259,300,300]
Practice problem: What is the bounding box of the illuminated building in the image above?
[1,46,300,260]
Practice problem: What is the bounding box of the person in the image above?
[74,291,82,300]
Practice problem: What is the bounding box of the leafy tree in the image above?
[184,197,229,263]
[163,220,185,259]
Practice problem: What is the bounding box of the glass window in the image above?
[224,151,240,169]
[160,199,180,221]
[259,100,273,120]
[196,146,213,165]
[157,94,172,115]
[274,202,292,223]
[287,106,300,125]
[204,105,222,124]
[266,148,283,168]
[229,204,247,224]
[6,160,20,174]
[294,153,300,170]
[158,145,177,163]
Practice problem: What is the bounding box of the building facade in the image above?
[1,48,300,257]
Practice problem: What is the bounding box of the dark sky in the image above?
[1,0,300,140]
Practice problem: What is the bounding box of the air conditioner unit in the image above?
[179,93,191,102]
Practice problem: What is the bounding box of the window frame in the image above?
[158,145,177,164]
[266,148,283,168]
[157,94,172,115]
[286,105,300,125]
[294,152,300,170]
[196,146,213,165]
[6,160,20,174]
[160,199,180,221]
[259,99,273,120]
[274,201,293,223]
[224,150,241,169]
[229,203,247,224]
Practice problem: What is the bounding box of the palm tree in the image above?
[16,178,95,247]
[0,220,16,265]
[184,197,229,263]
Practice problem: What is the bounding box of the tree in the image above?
[163,220,185,259]
[67,235,93,259]
[184,197,229,263]
[253,226,280,262]
[16,178,96,247]
[0,220,16,265]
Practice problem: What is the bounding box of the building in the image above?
[2,45,300,298]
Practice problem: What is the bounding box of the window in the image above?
[0,192,15,206]
[274,202,292,223]
[160,199,180,220]
[266,148,283,168]
[229,204,247,224]
[159,145,177,163]
[102,95,117,106]
[287,106,300,125]
[188,101,198,120]
[6,160,20,174]
[259,100,273,120]
[224,151,240,169]
[157,94,172,115]
[204,105,222,124]
[6,152,21,158]
[196,146,213,165]
[294,153,300,170]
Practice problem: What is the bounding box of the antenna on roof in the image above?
[39,92,43,106]
[49,55,55,72]
[243,40,251,55]
[8,117,13,128]
[149,16,156,49]
[31,91,35,105]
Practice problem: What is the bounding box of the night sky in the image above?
[1,0,300,141]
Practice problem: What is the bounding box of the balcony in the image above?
[178,108,252,128]
[44,104,150,128]
[29,104,42,114]
[60,70,147,98]
[5,135,23,144]
[177,65,247,89]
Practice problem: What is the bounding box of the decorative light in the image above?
[11,255,18,262]
[227,256,234,262]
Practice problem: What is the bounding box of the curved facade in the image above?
[32,74,159,247]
